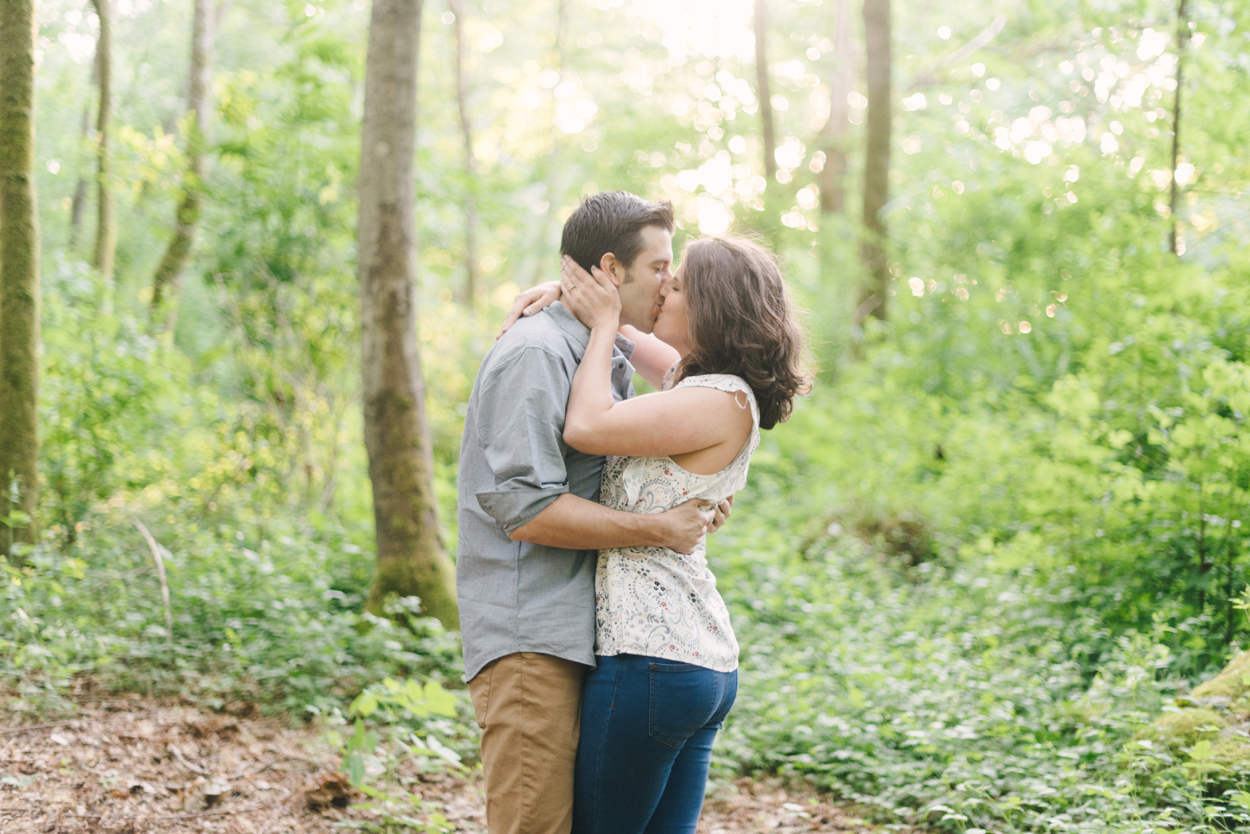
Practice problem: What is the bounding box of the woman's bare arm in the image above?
[618,325,680,389]
[560,264,751,461]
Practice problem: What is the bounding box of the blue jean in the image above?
[572,653,738,834]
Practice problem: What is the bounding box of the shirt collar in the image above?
[545,301,636,360]
[547,301,590,353]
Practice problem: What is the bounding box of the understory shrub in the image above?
[1,517,464,719]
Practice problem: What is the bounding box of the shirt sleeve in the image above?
[473,347,573,535]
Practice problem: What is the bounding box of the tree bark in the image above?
[0,0,41,562]
[1168,0,1188,255]
[449,0,480,306]
[819,0,855,215]
[91,0,116,280]
[149,0,214,333]
[859,0,891,323]
[358,0,458,627]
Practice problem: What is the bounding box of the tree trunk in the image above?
[91,0,116,281]
[150,0,214,333]
[819,0,855,215]
[859,0,891,323]
[358,0,458,627]
[522,0,569,289]
[0,0,41,562]
[69,100,91,249]
[449,0,480,306]
[1168,0,1188,255]
[752,0,780,244]
[753,0,776,184]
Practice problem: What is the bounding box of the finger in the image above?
[497,310,522,339]
[589,266,615,288]
[524,303,543,316]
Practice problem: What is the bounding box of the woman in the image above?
[513,235,809,833]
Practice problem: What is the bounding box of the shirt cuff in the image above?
[476,486,568,535]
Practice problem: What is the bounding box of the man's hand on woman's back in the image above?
[655,499,718,555]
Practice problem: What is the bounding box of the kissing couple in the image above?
[456,190,809,834]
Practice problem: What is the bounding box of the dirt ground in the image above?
[0,693,894,833]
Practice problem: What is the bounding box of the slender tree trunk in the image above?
[0,0,41,562]
[524,0,569,288]
[449,0,480,306]
[150,0,214,333]
[1168,0,1188,255]
[753,0,776,185]
[71,45,101,250]
[91,0,116,281]
[69,106,90,249]
[859,0,891,323]
[359,0,458,627]
[819,0,855,215]
[69,84,91,250]
[819,0,857,364]
[752,0,780,244]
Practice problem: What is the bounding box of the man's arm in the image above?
[511,494,714,555]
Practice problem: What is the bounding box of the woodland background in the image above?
[3,0,1250,831]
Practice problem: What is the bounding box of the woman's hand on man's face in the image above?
[560,256,621,331]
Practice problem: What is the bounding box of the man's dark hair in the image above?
[560,191,674,278]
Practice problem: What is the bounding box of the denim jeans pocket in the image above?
[648,661,721,749]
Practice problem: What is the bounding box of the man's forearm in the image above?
[509,493,662,549]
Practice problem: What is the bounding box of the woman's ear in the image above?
[598,253,624,287]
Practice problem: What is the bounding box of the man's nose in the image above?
[659,271,675,295]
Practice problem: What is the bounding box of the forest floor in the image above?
[0,692,901,834]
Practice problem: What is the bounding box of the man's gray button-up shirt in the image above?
[456,301,635,682]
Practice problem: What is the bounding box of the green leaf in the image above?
[351,691,379,718]
[344,750,364,786]
[423,681,459,717]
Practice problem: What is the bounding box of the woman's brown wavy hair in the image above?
[675,236,811,430]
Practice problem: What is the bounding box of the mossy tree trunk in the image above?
[358,0,459,627]
[90,0,116,282]
[150,0,214,333]
[449,0,480,307]
[859,0,891,323]
[0,0,41,562]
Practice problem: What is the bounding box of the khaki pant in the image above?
[469,652,588,834]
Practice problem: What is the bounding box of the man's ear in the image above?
[598,253,624,287]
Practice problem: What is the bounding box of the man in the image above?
[457,191,721,834]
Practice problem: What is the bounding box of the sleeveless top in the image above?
[593,371,760,672]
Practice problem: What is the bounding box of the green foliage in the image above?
[0,518,464,718]
[337,676,474,789]
[715,465,1247,832]
[18,0,1250,831]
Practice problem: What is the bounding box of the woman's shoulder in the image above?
[675,372,754,397]
[673,373,759,427]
